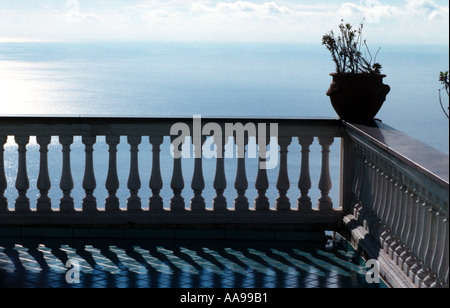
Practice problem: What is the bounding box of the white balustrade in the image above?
[0,116,447,288]
[0,119,343,217]
[346,123,449,288]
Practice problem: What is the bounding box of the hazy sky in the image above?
[0,0,448,44]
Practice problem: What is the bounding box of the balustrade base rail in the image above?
[0,227,328,244]
[0,209,342,233]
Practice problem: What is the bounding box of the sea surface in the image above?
[0,42,448,210]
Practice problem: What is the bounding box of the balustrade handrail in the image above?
[344,121,449,188]
[0,115,342,135]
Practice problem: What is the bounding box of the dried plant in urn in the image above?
[322,20,390,124]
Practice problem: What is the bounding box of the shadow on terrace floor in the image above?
[0,238,380,288]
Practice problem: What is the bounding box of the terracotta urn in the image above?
[327,73,390,124]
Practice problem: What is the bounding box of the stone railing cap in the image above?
[344,120,449,186]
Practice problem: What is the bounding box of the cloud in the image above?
[404,0,449,20]
[142,9,176,20]
[190,1,291,19]
[0,0,447,44]
[219,1,291,15]
[64,0,98,24]
[336,0,448,23]
[338,0,399,23]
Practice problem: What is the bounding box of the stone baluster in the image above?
[379,163,392,226]
[351,144,364,217]
[377,189,389,247]
[414,191,434,285]
[15,136,30,212]
[317,136,334,211]
[276,137,291,210]
[394,179,409,263]
[429,204,443,276]
[298,137,313,211]
[387,170,403,256]
[382,169,399,253]
[404,186,420,275]
[380,166,394,248]
[36,136,52,212]
[170,135,185,211]
[431,216,448,287]
[405,184,420,249]
[0,136,7,211]
[213,135,227,211]
[105,136,120,212]
[375,169,389,244]
[59,136,74,212]
[234,135,249,211]
[409,189,427,281]
[82,136,97,212]
[360,151,374,219]
[370,154,380,213]
[191,136,206,211]
[149,136,164,211]
[363,155,380,235]
[392,172,404,233]
[366,153,375,211]
[372,156,383,217]
[422,204,439,287]
[369,156,385,238]
[357,148,370,213]
[127,136,142,211]
[365,155,384,238]
[398,179,413,267]
[352,144,363,203]
[357,150,371,222]
[254,136,270,211]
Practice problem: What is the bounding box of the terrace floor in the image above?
[0,235,383,288]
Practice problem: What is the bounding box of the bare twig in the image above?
[439,89,449,119]
[322,20,382,74]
